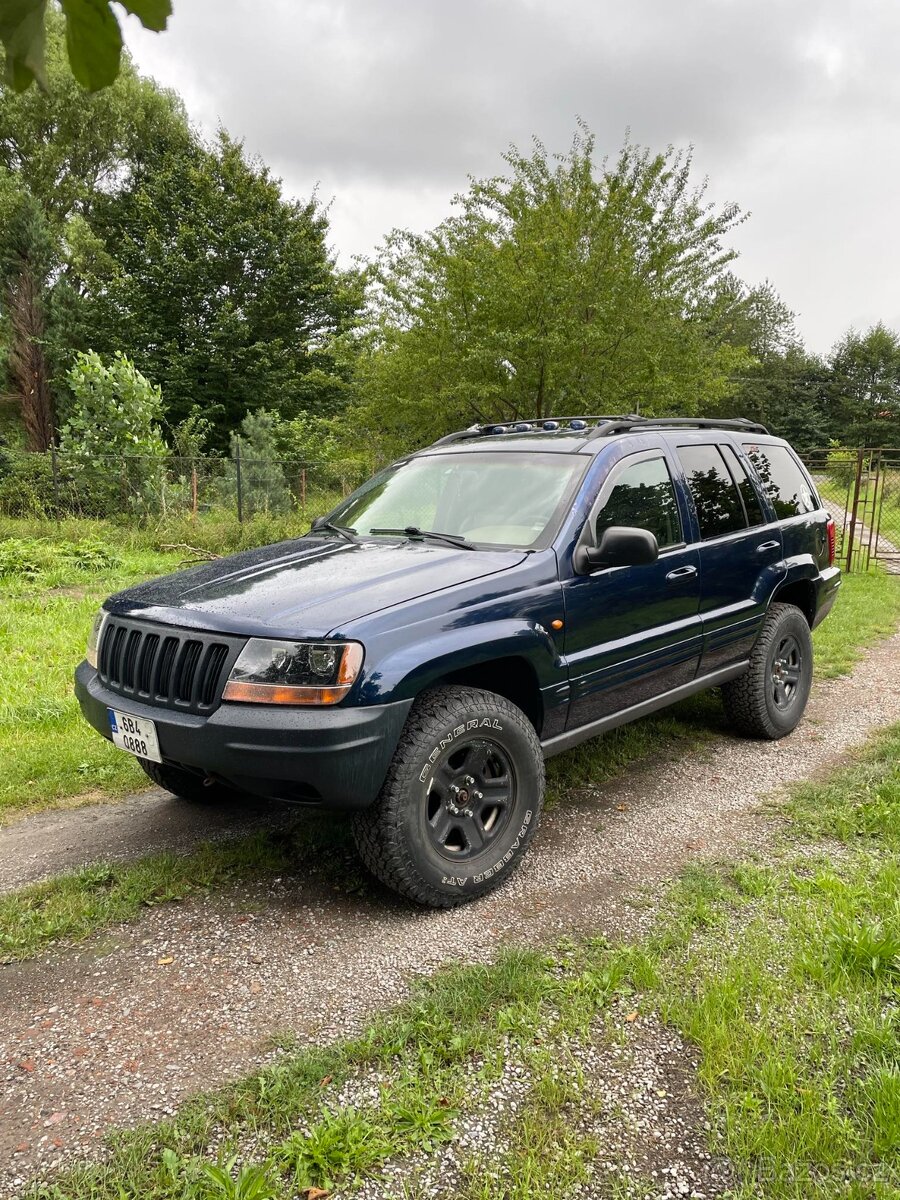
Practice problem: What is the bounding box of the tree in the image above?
[0,9,186,441]
[0,188,56,447]
[71,130,361,444]
[220,408,291,517]
[705,277,833,450]
[0,0,171,93]
[827,324,900,447]
[356,128,749,452]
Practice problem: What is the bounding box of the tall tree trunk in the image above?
[6,262,55,450]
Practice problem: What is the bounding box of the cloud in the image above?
[125,0,900,352]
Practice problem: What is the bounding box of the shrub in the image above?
[60,351,168,517]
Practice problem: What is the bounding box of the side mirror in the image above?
[575,525,659,574]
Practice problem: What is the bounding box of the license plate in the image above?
[107,708,162,763]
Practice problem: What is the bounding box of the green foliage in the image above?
[59,350,167,514]
[0,443,55,514]
[0,0,171,93]
[829,322,900,448]
[0,534,118,578]
[220,408,292,517]
[357,126,749,453]
[72,130,362,442]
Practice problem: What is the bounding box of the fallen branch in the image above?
[159,542,222,563]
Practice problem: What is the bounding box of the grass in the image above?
[0,825,351,964]
[0,510,339,819]
[26,723,900,1199]
[812,570,900,678]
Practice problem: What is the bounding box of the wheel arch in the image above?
[770,577,816,626]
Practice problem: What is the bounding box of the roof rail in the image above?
[427,414,769,448]
[426,415,640,448]
[586,415,770,439]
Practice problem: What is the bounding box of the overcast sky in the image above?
[126,0,900,354]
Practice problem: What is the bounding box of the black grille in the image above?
[97,617,243,713]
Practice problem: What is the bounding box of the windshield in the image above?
[328,451,588,549]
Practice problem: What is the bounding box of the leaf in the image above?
[59,0,122,91]
[120,0,171,32]
[0,0,48,91]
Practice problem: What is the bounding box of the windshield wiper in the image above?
[310,519,359,544]
[370,526,477,550]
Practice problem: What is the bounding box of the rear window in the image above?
[676,444,747,540]
[720,444,766,527]
[741,443,818,519]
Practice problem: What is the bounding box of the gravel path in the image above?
[1,629,899,1195]
[0,788,293,896]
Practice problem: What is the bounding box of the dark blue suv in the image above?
[75,416,840,906]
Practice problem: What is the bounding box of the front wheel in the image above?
[721,602,814,740]
[353,686,544,907]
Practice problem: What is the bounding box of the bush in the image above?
[60,351,168,517]
[0,450,57,517]
[0,536,120,579]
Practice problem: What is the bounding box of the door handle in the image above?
[756,540,780,553]
[665,564,698,581]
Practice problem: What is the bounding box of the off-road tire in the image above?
[721,602,814,740]
[353,685,544,907]
[139,759,236,804]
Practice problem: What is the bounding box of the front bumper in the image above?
[75,661,412,809]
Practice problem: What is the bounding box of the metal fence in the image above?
[0,450,377,522]
[800,448,900,573]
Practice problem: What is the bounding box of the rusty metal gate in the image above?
[801,448,900,573]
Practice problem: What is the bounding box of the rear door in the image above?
[562,448,703,729]
[673,440,785,674]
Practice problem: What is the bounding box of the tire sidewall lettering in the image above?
[418,718,504,784]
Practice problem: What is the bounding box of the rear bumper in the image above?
[74,662,412,809]
[812,565,842,630]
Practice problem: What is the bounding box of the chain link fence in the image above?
[0,450,377,522]
[800,447,900,572]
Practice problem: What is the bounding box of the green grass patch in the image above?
[0,510,338,819]
[0,827,341,964]
[24,724,900,1200]
[812,570,900,678]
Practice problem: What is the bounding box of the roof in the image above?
[417,415,772,458]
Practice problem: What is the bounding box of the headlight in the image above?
[86,609,108,669]
[222,639,364,705]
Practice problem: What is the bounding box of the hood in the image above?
[106,536,528,638]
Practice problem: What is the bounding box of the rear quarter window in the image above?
[741,443,818,519]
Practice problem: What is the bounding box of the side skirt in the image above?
[540,661,749,759]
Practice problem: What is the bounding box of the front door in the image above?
[562,449,703,730]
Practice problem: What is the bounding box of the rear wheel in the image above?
[353,685,544,907]
[722,602,813,739]
[138,759,237,804]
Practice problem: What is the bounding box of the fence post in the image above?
[191,460,198,518]
[235,437,244,523]
[300,468,307,510]
[845,448,865,573]
[50,444,60,519]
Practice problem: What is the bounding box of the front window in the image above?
[330,451,588,549]
[594,455,683,549]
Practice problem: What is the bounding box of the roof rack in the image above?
[427,414,768,447]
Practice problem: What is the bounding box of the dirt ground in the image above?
[1,629,899,1196]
